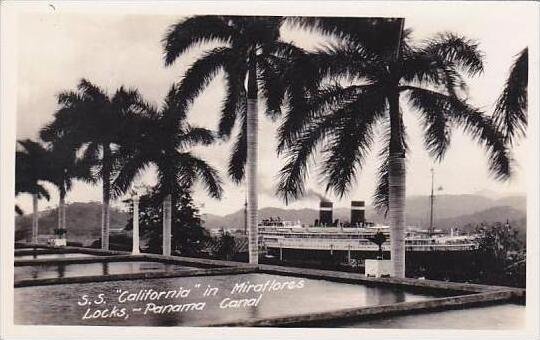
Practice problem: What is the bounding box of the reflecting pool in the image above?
[14,273,449,326]
[15,253,95,260]
[341,303,526,329]
[15,261,196,281]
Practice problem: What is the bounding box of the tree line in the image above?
[15,17,528,276]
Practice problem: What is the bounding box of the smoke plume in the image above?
[305,189,330,202]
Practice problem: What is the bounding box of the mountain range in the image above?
[15,193,526,243]
[15,202,128,245]
[203,194,526,231]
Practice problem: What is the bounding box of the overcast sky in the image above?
[14,5,532,216]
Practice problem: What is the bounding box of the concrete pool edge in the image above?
[13,243,526,328]
[15,255,144,266]
[15,243,254,269]
[14,243,525,294]
[14,266,258,287]
[257,264,525,294]
[205,290,523,327]
[15,248,112,257]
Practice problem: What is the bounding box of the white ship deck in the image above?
[258,224,478,252]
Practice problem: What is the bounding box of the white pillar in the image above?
[163,194,172,256]
[32,194,38,244]
[132,193,140,255]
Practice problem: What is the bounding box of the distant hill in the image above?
[15,202,128,245]
[16,193,526,244]
[204,194,526,231]
[436,206,525,228]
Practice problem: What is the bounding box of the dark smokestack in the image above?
[351,201,365,226]
[319,201,333,226]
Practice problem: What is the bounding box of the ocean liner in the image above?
[257,196,480,270]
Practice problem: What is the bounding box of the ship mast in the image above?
[429,168,434,236]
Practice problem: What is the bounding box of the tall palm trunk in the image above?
[62,196,66,230]
[388,154,406,277]
[101,144,111,250]
[246,55,259,264]
[132,194,140,255]
[163,194,172,256]
[32,193,38,243]
[58,193,66,233]
[388,90,406,277]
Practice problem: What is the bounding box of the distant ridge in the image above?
[204,193,526,231]
[15,202,127,244]
[15,193,526,243]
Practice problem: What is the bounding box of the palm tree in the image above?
[368,231,387,260]
[40,137,95,238]
[494,48,528,145]
[277,27,511,278]
[41,79,145,250]
[162,16,300,264]
[15,139,51,242]
[113,85,223,256]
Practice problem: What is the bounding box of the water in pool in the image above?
[14,273,448,326]
[16,253,95,260]
[340,303,525,329]
[15,261,196,281]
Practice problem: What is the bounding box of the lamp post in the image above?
[132,190,140,255]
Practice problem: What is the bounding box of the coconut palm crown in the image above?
[277,28,512,277]
[113,85,223,201]
[163,15,302,263]
[16,140,51,204]
[278,29,511,206]
[15,139,52,241]
[163,15,300,180]
[38,135,95,234]
[112,85,223,255]
[40,79,146,250]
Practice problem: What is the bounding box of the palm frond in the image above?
[277,68,318,153]
[494,47,528,144]
[402,48,470,99]
[320,88,387,197]
[259,41,307,120]
[36,184,51,201]
[286,17,404,60]
[307,42,383,82]
[180,126,215,148]
[406,86,452,160]
[421,33,484,76]
[163,16,237,66]
[175,47,239,113]
[277,86,385,202]
[372,118,408,215]
[218,62,246,138]
[404,86,511,180]
[277,45,383,153]
[112,153,150,198]
[177,152,223,199]
[111,86,146,118]
[277,116,331,203]
[258,57,286,119]
[78,78,109,104]
[228,112,247,183]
